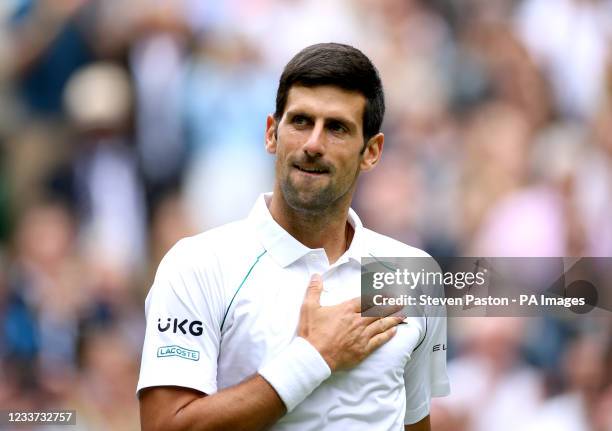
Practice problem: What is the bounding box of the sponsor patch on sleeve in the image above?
[157,345,200,361]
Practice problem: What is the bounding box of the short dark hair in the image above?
[274,43,385,142]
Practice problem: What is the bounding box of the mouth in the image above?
[293,163,330,176]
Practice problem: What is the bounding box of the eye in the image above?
[291,115,309,127]
[328,121,348,134]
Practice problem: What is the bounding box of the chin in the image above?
[288,194,329,212]
[282,183,334,213]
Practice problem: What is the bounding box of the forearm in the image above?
[141,337,331,431]
[178,374,286,431]
[141,375,285,431]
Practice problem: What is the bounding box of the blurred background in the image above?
[0,0,611,429]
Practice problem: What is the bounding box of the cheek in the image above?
[276,143,290,163]
[337,152,362,176]
[275,132,304,164]
[278,127,302,143]
[273,134,291,159]
[274,146,292,176]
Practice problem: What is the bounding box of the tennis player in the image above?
[138,43,449,431]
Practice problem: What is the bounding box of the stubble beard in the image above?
[279,162,360,214]
[280,174,336,212]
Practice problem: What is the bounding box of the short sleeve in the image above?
[137,238,225,396]
[403,315,450,424]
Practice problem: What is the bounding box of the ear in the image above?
[265,114,277,154]
[360,133,384,172]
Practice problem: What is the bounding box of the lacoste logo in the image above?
[157,345,200,361]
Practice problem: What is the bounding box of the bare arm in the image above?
[139,375,285,431]
[139,274,403,431]
[405,415,430,431]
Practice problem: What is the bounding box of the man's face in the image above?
[266,85,376,212]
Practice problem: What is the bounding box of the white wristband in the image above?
[258,337,331,412]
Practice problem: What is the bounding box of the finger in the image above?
[359,289,381,310]
[358,289,405,314]
[366,326,397,353]
[304,274,323,306]
[347,297,362,312]
[359,315,383,325]
[361,302,404,318]
[346,296,404,315]
[358,308,407,328]
[357,310,405,326]
[364,316,404,338]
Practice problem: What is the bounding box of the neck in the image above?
[268,186,355,264]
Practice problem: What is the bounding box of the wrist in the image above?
[306,340,337,372]
[258,337,331,412]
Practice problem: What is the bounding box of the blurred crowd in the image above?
[0,0,611,429]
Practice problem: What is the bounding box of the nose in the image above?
[302,121,325,157]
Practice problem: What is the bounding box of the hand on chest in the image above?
[223,266,422,373]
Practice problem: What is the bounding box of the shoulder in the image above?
[154,219,263,288]
[361,228,431,259]
[163,219,259,265]
[147,219,262,307]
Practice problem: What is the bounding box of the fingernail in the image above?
[311,273,321,282]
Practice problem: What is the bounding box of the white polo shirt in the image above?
[137,193,449,429]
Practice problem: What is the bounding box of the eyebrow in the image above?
[285,109,358,132]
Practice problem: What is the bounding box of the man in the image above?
[138,43,449,430]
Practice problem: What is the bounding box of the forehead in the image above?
[283,85,366,126]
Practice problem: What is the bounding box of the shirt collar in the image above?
[249,193,365,268]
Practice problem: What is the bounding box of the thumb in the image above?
[304,273,324,306]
